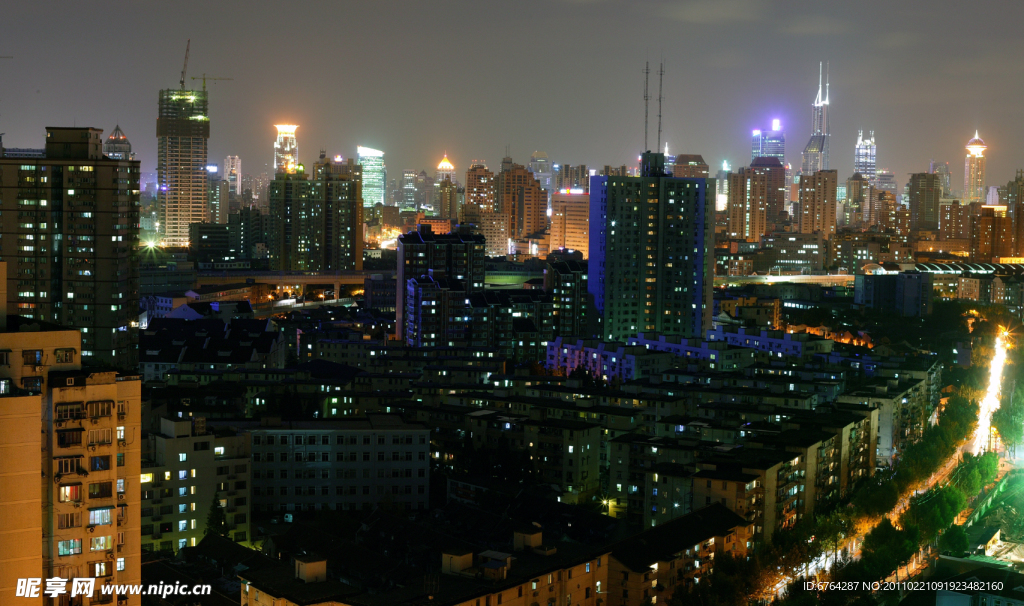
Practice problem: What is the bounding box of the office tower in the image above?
[435,154,456,185]
[929,160,952,197]
[874,191,901,233]
[224,155,242,197]
[0,260,143,605]
[875,170,897,196]
[395,225,485,340]
[971,205,1013,262]
[845,173,868,225]
[550,191,590,257]
[497,161,547,239]
[556,165,590,192]
[463,208,511,257]
[965,132,987,204]
[0,127,140,368]
[385,178,401,207]
[438,176,460,220]
[157,88,209,247]
[854,130,877,184]
[207,169,229,224]
[103,124,133,161]
[908,173,941,231]
[727,168,769,242]
[749,156,787,221]
[670,154,710,179]
[267,157,363,272]
[798,170,838,236]
[801,62,831,174]
[400,169,418,212]
[357,146,386,208]
[273,125,298,173]
[414,170,434,212]
[751,119,785,164]
[715,161,730,212]
[464,163,496,212]
[588,152,713,341]
[529,151,554,194]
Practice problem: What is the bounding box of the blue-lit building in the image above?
[588,152,713,341]
[751,119,786,164]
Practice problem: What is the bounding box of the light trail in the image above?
[973,329,1009,455]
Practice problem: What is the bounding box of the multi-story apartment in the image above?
[837,375,929,469]
[464,163,496,212]
[266,157,364,272]
[497,161,547,239]
[798,169,838,236]
[140,417,251,553]
[588,152,713,341]
[970,205,1015,262]
[0,127,141,369]
[248,414,430,513]
[0,261,142,605]
[549,191,589,257]
[157,88,209,247]
[727,167,769,241]
[908,172,941,232]
[546,260,589,338]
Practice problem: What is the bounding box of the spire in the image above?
[813,61,824,106]
[824,61,830,104]
[975,130,980,139]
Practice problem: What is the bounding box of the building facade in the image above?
[549,191,589,257]
[854,130,876,184]
[965,132,987,205]
[273,125,298,173]
[157,88,209,247]
[357,146,385,208]
[797,170,838,236]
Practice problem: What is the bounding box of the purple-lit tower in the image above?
[751,119,786,164]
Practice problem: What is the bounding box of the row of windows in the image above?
[254,484,425,497]
[252,434,426,446]
[253,451,426,463]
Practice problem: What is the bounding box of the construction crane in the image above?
[179,40,190,90]
[191,74,233,91]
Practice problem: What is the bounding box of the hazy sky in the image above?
[1,0,1021,192]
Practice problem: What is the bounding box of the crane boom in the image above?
[179,40,190,90]
[191,74,233,91]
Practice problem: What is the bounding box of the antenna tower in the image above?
[656,62,664,153]
[643,61,650,152]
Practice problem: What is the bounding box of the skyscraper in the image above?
[528,151,554,195]
[103,124,133,161]
[550,191,590,257]
[401,169,417,212]
[273,125,298,173]
[854,130,876,184]
[589,152,713,341]
[750,156,787,222]
[727,167,769,242]
[497,161,547,239]
[798,169,838,236]
[845,173,869,226]
[358,146,386,207]
[751,120,785,164]
[670,154,710,179]
[435,154,456,184]
[715,161,730,212]
[908,173,941,231]
[464,163,496,212]
[224,155,242,197]
[1,127,141,368]
[965,132,987,205]
[801,62,830,174]
[157,87,209,247]
[929,159,951,197]
[438,176,460,220]
[556,165,590,192]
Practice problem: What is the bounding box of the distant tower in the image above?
[929,160,952,197]
[224,155,242,196]
[103,125,134,161]
[751,119,785,164]
[965,131,987,205]
[157,87,210,247]
[801,62,830,174]
[854,130,877,184]
[358,146,386,207]
[273,125,298,173]
[436,154,456,184]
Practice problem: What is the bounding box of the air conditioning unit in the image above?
[89,446,97,452]
[35,365,43,372]
[88,525,96,533]
[117,494,125,501]
[66,378,74,386]
[73,502,81,508]
[55,420,65,428]
[118,440,127,447]
[106,550,115,560]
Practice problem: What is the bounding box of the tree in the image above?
[205,496,227,536]
[993,386,1024,457]
[940,524,969,557]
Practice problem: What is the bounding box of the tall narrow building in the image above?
[157,88,209,247]
[908,173,941,231]
[751,120,785,164]
[727,167,769,242]
[224,155,242,197]
[550,191,590,257]
[589,152,713,341]
[435,154,456,184]
[464,163,496,212]
[497,161,547,239]
[103,125,133,161]
[854,130,877,184]
[750,156,787,222]
[273,125,298,173]
[798,169,838,236]
[357,146,386,207]
[929,160,951,197]
[965,132,987,205]
[1,127,140,369]
[801,62,830,174]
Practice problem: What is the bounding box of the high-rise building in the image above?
[497,161,547,239]
[273,125,298,173]
[854,130,877,184]
[395,225,485,340]
[875,170,897,196]
[207,168,229,224]
[908,173,941,231]
[267,156,363,272]
[556,165,590,192]
[670,154,710,179]
[1,127,140,368]
[715,161,730,212]
[727,167,769,242]
[845,173,869,226]
[528,151,554,195]
[874,191,901,234]
[801,62,830,174]
[357,146,386,208]
[589,152,713,341]
[550,191,590,257]
[798,170,838,236]
[929,160,952,197]
[749,156,787,222]
[464,163,496,212]
[751,120,785,164]
[0,259,143,605]
[103,124,134,161]
[438,176,461,220]
[435,154,456,184]
[157,88,209,247]
[401,169,417,212]
[224,155,242,197]
[965,132,987,205]
[970,205,1013,262]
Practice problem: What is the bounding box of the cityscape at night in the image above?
[3,2,1024,605]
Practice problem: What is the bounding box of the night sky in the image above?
[1,0,1021,191]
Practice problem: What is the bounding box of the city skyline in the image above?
[0,1,1020,191]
